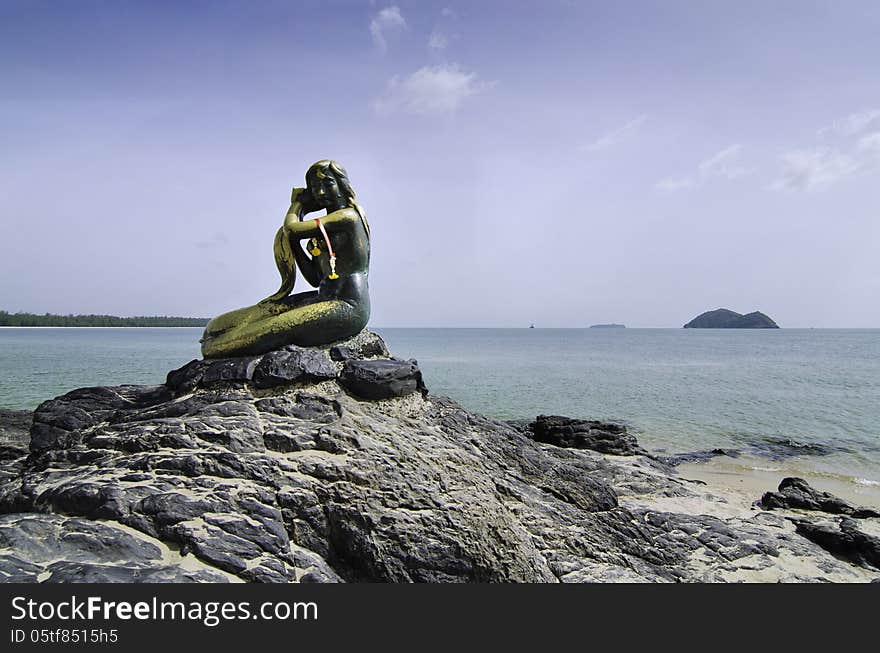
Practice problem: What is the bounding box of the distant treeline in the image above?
[0,311,209,327]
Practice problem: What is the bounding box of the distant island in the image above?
[589,323,626,329]
[0,311,209,327]
[683,308,779,329]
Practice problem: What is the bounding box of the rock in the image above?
[758,477,880,518]
[165,329,392,395]
[1,340,877,583]
[529,415,647,456]
[201,356,262,385]
[30,385,172,452]
[165,359,212,393]
[0,513,231,582]
[684,308,779,328]
[795,519,880,570]
[253,347,337,389]
[654,448,740,466]
[328,330,390,361]
[338,358,427,400]
[0,409,31,460]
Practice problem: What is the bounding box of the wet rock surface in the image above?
[758,477,880,518]
[0,330,877,583]
[654,448,740,467]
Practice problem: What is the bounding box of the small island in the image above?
[683,308,779,329]
[589,323,625,329]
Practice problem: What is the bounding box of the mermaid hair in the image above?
[306,160,370,239]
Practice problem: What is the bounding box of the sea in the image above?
[1,327,878,501]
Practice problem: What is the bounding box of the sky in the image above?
[1,0,878,327]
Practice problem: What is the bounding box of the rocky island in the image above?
[0,329,877,583]
[684,308,779,328]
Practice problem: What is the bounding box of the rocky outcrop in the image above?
[339,359,427,400]
[758,477,880,518]
[527,415,647,456]
[753,478,880,571]
[0,330,876,582]
[794,519,880,570]
[684,309,779,328]
[0,513,233,583]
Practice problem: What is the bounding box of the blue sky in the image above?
[1,0,878,326]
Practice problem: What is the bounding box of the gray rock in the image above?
[0,513,230,583]
[201,356,262,386]
[529,415,647,456]
[795,518,880,570]
[654,448,740,466]
[165,359,211,393]
[338,358,427,400]
[329,330,390,361]
[0,409,31,450]
[253,347,336,389]
[758,477,880,518]
[0,409,30,467]
[1,342,877,584]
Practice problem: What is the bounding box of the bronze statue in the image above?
[200,160,371,358]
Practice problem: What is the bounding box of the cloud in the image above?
[772,149,860,191]
[817,109,880,138]
[372,64,489,116]
[697,144,749,179]
[584,115,647,151]
[773,109,880,191]
[370,6,406,52]
[656,144,749,192]
[858,131,880,155]
[428,30,448,50]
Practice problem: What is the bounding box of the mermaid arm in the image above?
[285,209,356,238]
[292,239,322,287]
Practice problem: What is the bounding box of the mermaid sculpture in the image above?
[200,160,371,358]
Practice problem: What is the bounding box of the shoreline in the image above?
[678,455,880,511]
[0,325,204,329]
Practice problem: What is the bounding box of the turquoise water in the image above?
[1,327,878,487]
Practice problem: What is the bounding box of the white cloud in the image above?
[697,144,749,179]
[428,30,448,50]
[772,149,860,191]
[772,109,880,191]
[857,131,880,156]
[372,64,489,116]
[584,115,646,151]
[370,6,406,52]
[818,109,880,138]
[656,144,749,192]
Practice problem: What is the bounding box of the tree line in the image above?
[0,311,209,327]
